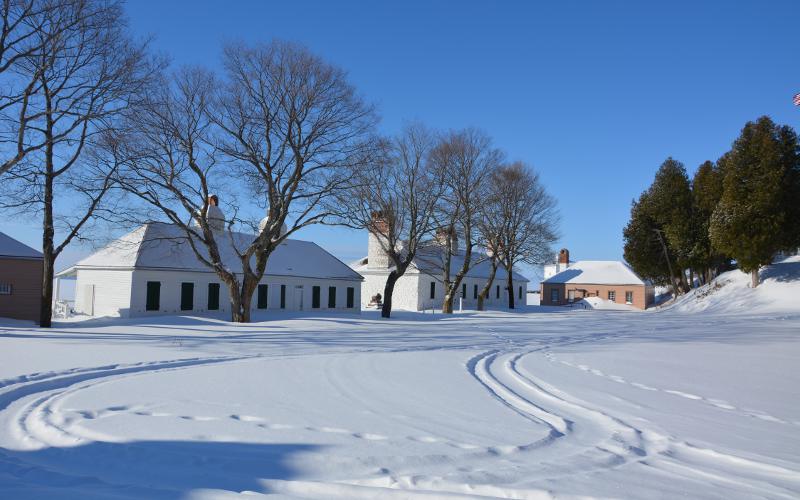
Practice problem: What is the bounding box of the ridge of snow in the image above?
[660,256,800,315]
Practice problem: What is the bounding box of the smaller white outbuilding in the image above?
[56,220,363,318]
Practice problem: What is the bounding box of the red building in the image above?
[0,232,43,323]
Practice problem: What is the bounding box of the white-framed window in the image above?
[567,289,575,303]
[608,291,616,302]
[0,283,11,295]
[625,291,633,304]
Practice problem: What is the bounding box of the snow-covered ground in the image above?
[1,260,799,499]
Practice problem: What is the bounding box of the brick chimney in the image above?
[558,248,569,264]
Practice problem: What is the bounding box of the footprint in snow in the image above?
[665,390,703,400]
[229,414,265,422]
[353,432,387,440]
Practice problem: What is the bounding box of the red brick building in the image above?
[0,232,43,323]
[540,260,654,310]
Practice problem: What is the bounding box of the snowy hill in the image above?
[662,256,800,315]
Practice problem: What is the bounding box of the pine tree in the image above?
[710,116,800,287]
[623,192,674,286]
[690,160,727,282]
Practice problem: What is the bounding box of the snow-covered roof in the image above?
[0,232,42,260]
[64,223,362,281]
[351,244,530,283]
[542,260,646,285]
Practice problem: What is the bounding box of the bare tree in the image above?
[476,183,504,312]
[493,162,559,309]
[0,0,98,176]
[329,124,443,318]
[1,0,155,326]
[116,40,376,323]
[426,128,502,313]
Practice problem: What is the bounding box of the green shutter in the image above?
[346,287,354,308]
[312,286,320,308]
[146,281,160,311]
[257,284,268,309]
[207,283,220,310]
[328,286,336,308]
[280,285,286,309]
[181,283,194,311]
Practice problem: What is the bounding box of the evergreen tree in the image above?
[710,116,800,287]
[690,160,727,282]
[623,192,674,286]
[650,158,693,289]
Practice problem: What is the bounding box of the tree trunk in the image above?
[442,291,454,314]
[506,270,515,309]
[751,269,759,288]
[229,292,245,323]
[40,246,54,328]
[381,270,400,318]
[39,94,55,328]
[222,276,253,323]
[477,259,498,311]
[654,229,681,294]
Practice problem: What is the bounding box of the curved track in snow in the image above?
[0,356,254,450]
[467,347,800,499]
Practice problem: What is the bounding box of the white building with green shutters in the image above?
[56,222,363,318]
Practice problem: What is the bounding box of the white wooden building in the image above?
[55,222,363,318]
[351,228,529,311]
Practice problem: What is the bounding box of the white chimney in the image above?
[367,211,391,269]
[436,227,459,255]
[259,213,288,237]
[193,194,226,232]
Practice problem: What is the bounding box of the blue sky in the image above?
[3,0,798,282]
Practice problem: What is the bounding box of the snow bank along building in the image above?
[540,258,654,310]
[351,216,529,311]
[0,232,43,323]
[55,200,363,318]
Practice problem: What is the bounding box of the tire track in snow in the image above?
[545,352,797,426]
[0,355,255,450]
[509,351,800,497]
[467,348,664,477]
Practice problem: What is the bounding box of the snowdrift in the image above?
[662,256,800,315]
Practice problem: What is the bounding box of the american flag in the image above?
[795,93,800,106]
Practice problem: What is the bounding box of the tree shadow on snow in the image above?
[0,440,321,500]
[761,259,800,283]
